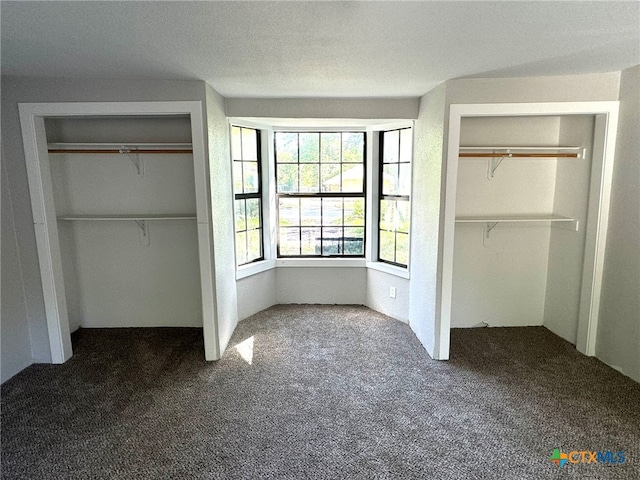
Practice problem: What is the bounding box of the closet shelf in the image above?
[455,214,575,223]
[456,215,579,244]
[459,146,583,159]
[57,214,196,221]
[47,143,193,154]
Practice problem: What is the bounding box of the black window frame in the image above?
[231,126,264,266]
[378,127,412,268]
[274,131,367,258]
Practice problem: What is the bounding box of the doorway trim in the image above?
[19,101,220,363]
[439,101,619,359]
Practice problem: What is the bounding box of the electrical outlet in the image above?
[389,286,396,299]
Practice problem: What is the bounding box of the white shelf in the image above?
[455,214,575,224]
[456,215,579,241]
[57,214,196,221]
[48,142,192,151]
[459,146,583,158]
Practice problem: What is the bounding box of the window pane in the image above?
[398,163,411,196]
[344,198,364,226]
[322,198,343,225]
[279,197,299,226]
[275,130,367,258]
[321,227,342,255]
[248,228,262,261]
[246,198,261,229]
[301,227,321,255]
[243,161,259,194]
[236,231,247,265]
[300,197,321,225]
[342,164,363,192]
[379,230,396,263]
[342,133,364,163]
[382,164,399,195]
[231,127,242,160]
[231,126,263,267]
[276,132,298,163]
[321,163,340,192]
[321,133,341,163]
[299,133,319,163]
[299,164,319,192]
[233,161,243,194]
[396,233,409,265]
[235,199,246,231]
[241,128,258,160]
[380,199,395,231]
[383,130,399,163]
[279,227,300,255]
[344,227,364,255]
[277,164,298,192]
[397,200,410,233]
[379,128,412,266]
[400,128,412,163]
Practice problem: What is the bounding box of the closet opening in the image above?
[47,115,201,338]
[19,102,217,364]
[439,102,619,360]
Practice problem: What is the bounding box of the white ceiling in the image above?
[2,1,639,98]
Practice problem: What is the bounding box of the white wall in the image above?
[366,270,409,323]
[596,65,640,383]
[226,98,419,120]
[544,116,594,343]
[1,77,208,367]
[276,267,366,305]
[445,72,621,105]
[413,72,624,360]
[237,270,277,321]
[408,82,447,357]
[45,116,193,143]
[1,156,33,382]
[452,116,560,327]
[206,83,239,354]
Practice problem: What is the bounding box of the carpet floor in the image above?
[2,304,639,479]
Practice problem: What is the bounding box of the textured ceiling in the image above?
[1,1,639,98]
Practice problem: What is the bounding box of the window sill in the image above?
[276,258,367,268]
[366,261,410,279]
[236,258,408,279]
[236,259,277,280]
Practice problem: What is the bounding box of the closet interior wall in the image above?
[452,116,592,335]
[544,116,594,344]
[46,116,203,331]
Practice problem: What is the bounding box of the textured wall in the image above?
[237,270,277,321]
[206,83,239,354]
[1,77,206,366]
[225,97,419,119]
[276,267,367,305]
[366,269,410,323]
[597,65,640,382]
[1,157,32,382]
[408,82,447,357]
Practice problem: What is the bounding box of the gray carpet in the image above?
[2,304,639,479]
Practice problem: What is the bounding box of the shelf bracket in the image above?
[483,222,499,246]
[134,220,150,246]
[487,153,510,180]
[120,147,144,177]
